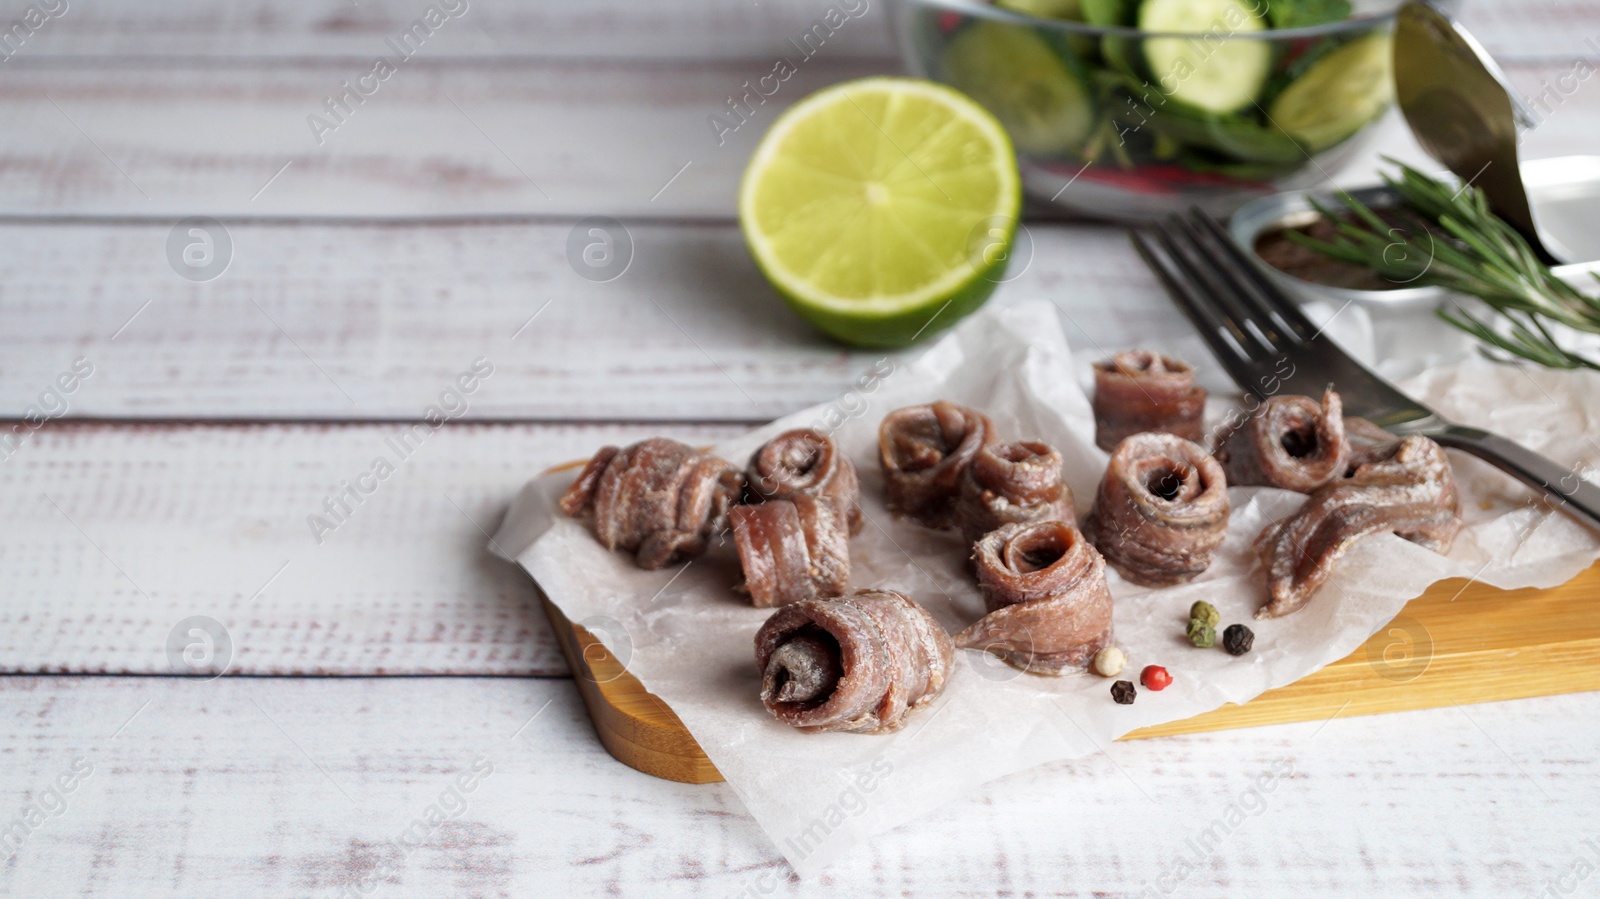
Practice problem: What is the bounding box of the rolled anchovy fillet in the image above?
[730,495,850,609]
[955,440,1076,546]
[1215,390,1349,493]
[754,589,955,734]
[1255,435,1462,619]
[954,520,1114,675]
[1083,432,1230,587]
[879,400,997,529]
[1344,416,1402,474]
[558,437,744,569]
[1092,350,1207,452]
[745,428,863,535]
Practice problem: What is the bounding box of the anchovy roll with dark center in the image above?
[954,440,1075,546]
[754,589,955,734]
[745,428,862,535]
[879,400,997,529]
[730,495,850,608]
[1216,390,1349,493]
[1255,435,1462,618]
[559,438,744,569]
[1092,350,1207,452]
[1083,432,1230,587]
[954,520,1113,675]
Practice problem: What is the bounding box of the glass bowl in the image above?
[891,0,1409,220]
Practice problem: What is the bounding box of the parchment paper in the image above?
[491,300,1600,877]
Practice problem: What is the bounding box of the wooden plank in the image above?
[544,597,723,785]
[544,563,1600,783]
[0,221,1155,421]
[0,420,740,675]
[1130,563,1600,738]
[0,58,1591,219]
[0,66,1594,422]
[0,58,888,218]
[1,674,1596,896]
[0,0,896,62]
[0,0,1579,62]
[0,166,1591,424]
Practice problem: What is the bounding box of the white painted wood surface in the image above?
[0,218,890,420]
[3,0,1599,893]
[2,677,1596,897]
[0,0,1588,62]
[0,421,739,675]
[0,61,1584,219]
[0,65,1592,420]
[0,111,1591,423]
[0,0,900,61]
[0,220,1173,420]
[0,60,889,218]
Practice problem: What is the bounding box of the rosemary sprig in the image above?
[1284,158,1600,371]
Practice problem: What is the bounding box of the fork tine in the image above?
[1185,208,1321,342]
[1127,229,1260,388]
[1153,216,1284,357]
[1135,212,1436,427]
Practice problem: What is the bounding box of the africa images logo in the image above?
[0,757,93,862]
[306,0,470,147]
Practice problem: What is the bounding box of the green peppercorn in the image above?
[1223,624,1255,656]
[1187,619,1216,648]
[1111,680,1136,704]
[1189,600,1220,628]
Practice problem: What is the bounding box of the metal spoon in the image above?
[1393,1,1573,264]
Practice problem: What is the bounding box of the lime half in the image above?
[739,77,1022,347]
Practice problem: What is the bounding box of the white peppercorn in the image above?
[1091,645,1127,678]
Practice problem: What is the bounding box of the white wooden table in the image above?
[3,1,1598,895]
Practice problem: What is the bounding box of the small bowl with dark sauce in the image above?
[1229,156,1600,314]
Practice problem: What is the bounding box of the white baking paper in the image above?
[491,300,1600,877]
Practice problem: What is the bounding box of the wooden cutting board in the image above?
[541,562,1600,785]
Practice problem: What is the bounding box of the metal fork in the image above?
[1129,208,1600,529]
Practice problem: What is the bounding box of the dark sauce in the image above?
[1254,205,1435,292]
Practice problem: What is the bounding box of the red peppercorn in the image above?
[1141,665,1172,691]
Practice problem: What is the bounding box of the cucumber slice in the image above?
[1137,0,1270,114]
[1083,0,1136,69]
[996,0,1084,20]
[1268,32,1393,151]
[941,22,1097,158]
[1081,0,1134,26]
[996,0,1101,59]
[1257,31,1345,105]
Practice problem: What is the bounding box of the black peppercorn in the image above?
[1223,624,1255,656]
[1111,680,1136,704]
